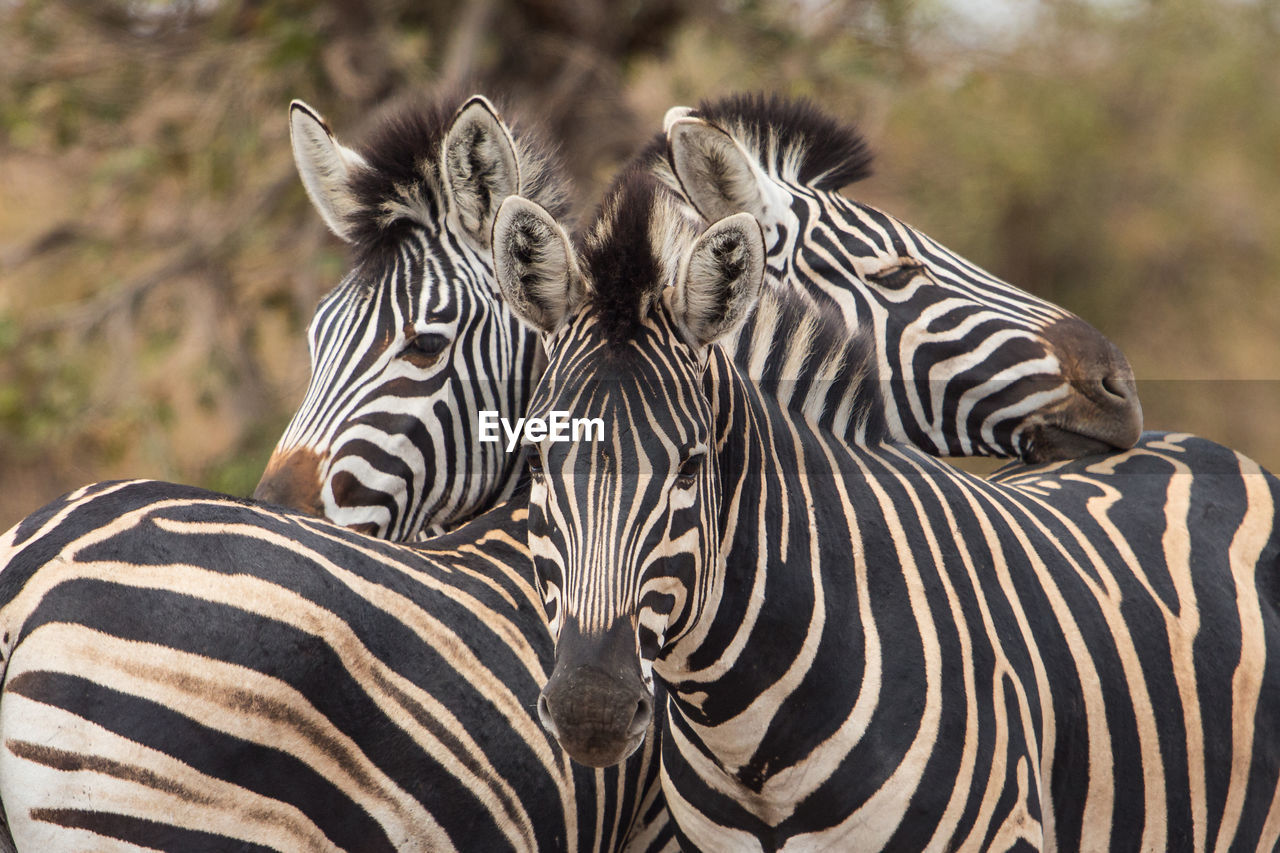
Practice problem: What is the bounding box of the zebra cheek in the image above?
[528,493,549,529]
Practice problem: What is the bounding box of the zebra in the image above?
[255,93,1142,541]
[491,172,1280,850]
[254,92,565,540]
[654,93,1141,461]
[0,479,674,852]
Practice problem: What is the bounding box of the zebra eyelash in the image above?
[674,453,704,489]
[866,259,928,291]
[404,331,450,356]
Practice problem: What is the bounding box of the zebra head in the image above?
[493,174,764,767]
[659,94,1142,462]
[254,95,567,539]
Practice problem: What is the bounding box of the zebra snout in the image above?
[253,448,325,516]
[1088,368,1142,428]
[538,617,653,768]
[1033,316,1144,460]
[538,665,652,768]
[537,683,652,739]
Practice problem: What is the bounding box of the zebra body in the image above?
[494,176,1280,850]
[257,94,1141,541]
[0,480,672,852]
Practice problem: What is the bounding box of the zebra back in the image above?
[0,481,673,852]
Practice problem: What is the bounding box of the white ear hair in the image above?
[492,196,583,334]
[663,106,695,134]
[668,212,766,354]
[443,95,521,249]
[289,100,368,242]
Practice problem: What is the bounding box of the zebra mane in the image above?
[345,92,572,259]
[635,92,873,193]
[694,93,874,190]
[751,284,888,444]
[576,166,700,344]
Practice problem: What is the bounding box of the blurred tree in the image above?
[0,0,701,525]
[0,0,1276,530]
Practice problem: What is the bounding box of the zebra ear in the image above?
[493,196,584,334]
[667,117,784,228]
[443,95,521,249]
[290,100,369,242]
[668,212,766,354]
[662,106,695,133]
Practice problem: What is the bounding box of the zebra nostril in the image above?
[628,695,653,738]
[1101,373,1131,401]
[536,692,558,736]
[1096,372,1140,413]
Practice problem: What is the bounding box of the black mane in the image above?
[577,168,696,345]
[345,92,571,259]
[635,92,874,193]
[694,93,873,190]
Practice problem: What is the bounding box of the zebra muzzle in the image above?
[537,620,653,768]
[253,447,325,516]
[1029,316,1144,461]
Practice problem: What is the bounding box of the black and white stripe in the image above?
[255,93,562,540]
[657,93,1142,461]
[495,174,1280,850]
[257,93,1142,543]
[0,480,674,852]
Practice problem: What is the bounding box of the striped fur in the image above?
[653,93,1142,461]
[500,177,1280,850]
[256,93,1141,542]
[0,480,674,852]
[256,93,565,540]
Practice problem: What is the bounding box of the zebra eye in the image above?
[526,447,545,481]
[674,454,703,489]
[867,260,927,290]
[403,332,450,364]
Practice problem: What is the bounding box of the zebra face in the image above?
[259,252,536,540]
[492,186,765,768]
[666,104,1142,462]
[795,193,1142,461]
[255,95,564,540]
[525,318,717,767]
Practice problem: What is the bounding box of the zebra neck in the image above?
[413,449,528,539]
[723,283,885,448]
[655,354,887,799]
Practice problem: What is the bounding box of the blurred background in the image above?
[1,0,1277,529]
